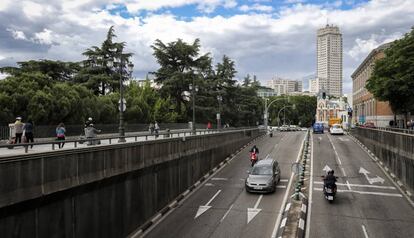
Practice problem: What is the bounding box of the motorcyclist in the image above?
[323,170,337,190]
[249,145,259,166]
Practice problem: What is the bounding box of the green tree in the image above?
[76,26,133,95]
[367,28,414,125]
[151,38,211,121]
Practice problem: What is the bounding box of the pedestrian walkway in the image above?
[0,129,217,158]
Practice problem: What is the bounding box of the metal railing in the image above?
[356,126,414,135]
[0,128,253,154]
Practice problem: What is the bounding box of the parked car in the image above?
[313,122,324,134]
[362,122,376,128]
[280,125,289,132]
[330,124,344,135]
[245,159,281,193]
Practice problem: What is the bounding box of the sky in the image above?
[0,0,413,94]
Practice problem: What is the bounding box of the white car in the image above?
[330,124,344,135]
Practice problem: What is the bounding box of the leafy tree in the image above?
[367,28,414,125]
[75,26,133,95]
[151,38,211,120]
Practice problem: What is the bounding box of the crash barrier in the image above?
[0,128,264,238]
[0,128,226,154]
[352,127,414,193]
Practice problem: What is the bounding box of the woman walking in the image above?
[56,123,66,148]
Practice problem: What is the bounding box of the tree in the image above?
[151,38,212,121]
[75,26,133,95]
[367,28,414,126]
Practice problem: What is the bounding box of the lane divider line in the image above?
[362,225,369,238]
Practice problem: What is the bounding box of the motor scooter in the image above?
[321,175,338,203]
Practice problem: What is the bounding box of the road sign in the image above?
[291,163,303,174]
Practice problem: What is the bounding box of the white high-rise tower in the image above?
[316,25,343,97]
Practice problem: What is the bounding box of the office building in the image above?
[316,24,343,97]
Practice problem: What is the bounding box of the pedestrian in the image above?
[56,123,66,148]
[154,121,160,138]
[149,122,154,135]
[23,119,34,148]
[85,123,101,145]
[207,121,212,130]
[14,116,24,144]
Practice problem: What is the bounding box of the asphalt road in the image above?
[307,132,414,238]
[143,131,306,238]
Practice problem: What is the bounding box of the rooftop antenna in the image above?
[326,17,329,27]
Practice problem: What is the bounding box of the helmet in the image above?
[88,117,93,121]
[16,116,22,120]
[328,170,334,175]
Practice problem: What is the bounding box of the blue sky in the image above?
[1,0,413,94]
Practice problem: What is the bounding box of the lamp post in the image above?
[263,96,289,130]
[277,104,296,127]
[107,52,133,143]
[217,95,222,130]
[189,82,198,135]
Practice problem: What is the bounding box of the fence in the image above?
[0,123,207,140]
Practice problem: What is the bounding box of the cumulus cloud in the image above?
[0,0,414,95]
[239,4,273,12]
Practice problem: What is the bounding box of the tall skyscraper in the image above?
[316,24,343,97]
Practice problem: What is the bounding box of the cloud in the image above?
[0,0,414,96]
[239,4,273,12]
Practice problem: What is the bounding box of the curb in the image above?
[276,202,291,238]
[129,132,266,237]
[348,133,414,204]
[297,198,308,238]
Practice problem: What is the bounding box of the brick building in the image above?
[351,43,398,127]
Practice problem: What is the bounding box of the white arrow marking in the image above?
[247,195,263,224]
[195,190,221,219]
[322,165,332,173]
[359,167,384,184]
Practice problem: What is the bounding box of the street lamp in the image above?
[217,95,222,130]
[277,104,296,127]
[264,96,289,130]
[107,51,133,143]
[189,83,199,135]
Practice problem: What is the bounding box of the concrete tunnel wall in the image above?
[352,128,414,193]
[0,129,263,238]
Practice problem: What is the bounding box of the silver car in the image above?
[245,159,281,193]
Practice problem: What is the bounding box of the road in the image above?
[143,131,306,238]
[307,132,414,238]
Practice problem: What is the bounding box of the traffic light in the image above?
[322,92,326,99]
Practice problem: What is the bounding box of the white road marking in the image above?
[211,177,228,181]
[271,133,307,238]
[205,183,214,186]
[247,195,263,224]
[359,167,385,184]
[280,179,289,182]
[276,185,287,189]
[305,132,314,238]
[313,188,402,197]
[341,167,347,177]
[220,204,234,223]
[362,225,369,238]
[327,134,342,165]
[338,137,350,142]
[346,180,351,190]
[322,165,332,172]
[313,181,396,190]
[194,190,221,219]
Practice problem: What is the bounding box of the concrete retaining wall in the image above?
[352,128,414,192]
[0,129,262,238]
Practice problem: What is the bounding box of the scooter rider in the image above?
[249,145,260,166]
[324,170,337,189]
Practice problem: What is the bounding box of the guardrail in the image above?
[356,126,414,135]
[0,128,254,154]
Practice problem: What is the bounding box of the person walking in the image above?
[149,123,155,135]
[154,121,160,138]
[85,123,101,145]
[207,121,212,130]
[56,123,66,148]
[23,119,34,148]
[14,117,24,144]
